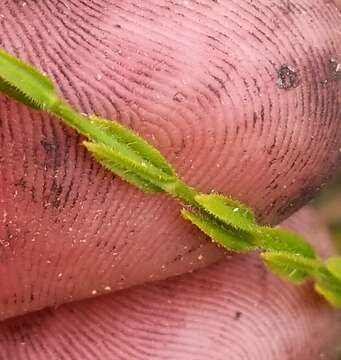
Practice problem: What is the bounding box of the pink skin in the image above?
[335,0,341,9]
[0,207,340,359]
[0,0,341,357]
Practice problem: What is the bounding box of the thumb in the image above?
[0,0,341,320]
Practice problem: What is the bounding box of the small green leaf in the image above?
[315,282,341,308]
[257,227,316,259]
[84,141,174,192]
[88,116,176,176]
[261,252,321,283]
[85,142,160,192]
[194,194,256,233]
[0,49,60,111]
[325,257,341,282]
[182,209,257,252]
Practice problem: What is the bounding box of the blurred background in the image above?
[314,173,341,253]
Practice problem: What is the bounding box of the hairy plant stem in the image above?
[53,103,106,140]
[162,180,198,206]
[1,47,341,308]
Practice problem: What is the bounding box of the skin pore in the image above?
[0,0,341,358]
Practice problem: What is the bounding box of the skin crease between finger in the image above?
[0,207,340,360]
[0,0,341,320]
[333,0,341,11]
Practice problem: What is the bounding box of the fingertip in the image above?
[0,207,339,359]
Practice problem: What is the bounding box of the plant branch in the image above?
[1,48,341,307]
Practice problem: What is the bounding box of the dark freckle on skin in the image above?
[277,65,300,90]
[171,254,183,263]
[14,177,27,190]
[45,179,63,209]
[173,92,187,102]
[30,186,37,203]
[329,58,341,81]
[39,139,62,169]
[40,137,57,153]
[234,311,242,320]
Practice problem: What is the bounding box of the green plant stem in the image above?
[1,47,341,308]
[163,180,198,206]
[53,102,104,140]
